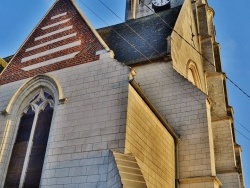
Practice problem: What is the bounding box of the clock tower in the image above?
[125,0,153,20]
[125,0,184,20]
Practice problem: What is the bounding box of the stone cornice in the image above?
[217,168,239,174]
[211,115,233,123]
[206,72,225,79]
[179,176,222,186]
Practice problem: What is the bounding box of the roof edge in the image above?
[4,0,111,72]
[70,0,111,52]
[2,0,59,72]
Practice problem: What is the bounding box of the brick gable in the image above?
[0,0,105,85]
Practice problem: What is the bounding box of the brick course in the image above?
[0,0,104,85]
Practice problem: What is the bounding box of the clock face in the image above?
[152,0,170,6]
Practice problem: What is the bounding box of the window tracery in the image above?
[4,89,54,188]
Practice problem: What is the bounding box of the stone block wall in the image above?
[107,152,122,188]
[126,84,175,188]
[171,0,206,92]
[132,61,216,186]
[212,120,236,172]
[0,56,130,187]
[218,173,241,188]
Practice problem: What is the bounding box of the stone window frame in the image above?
[0,74,67,186]
[186,60,202,89]
[17,89,54,187]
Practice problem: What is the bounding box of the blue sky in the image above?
[0,0,249,186]
[209,0,250,186]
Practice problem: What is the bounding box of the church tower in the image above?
[125,0,184,20]
[125,0,153,20]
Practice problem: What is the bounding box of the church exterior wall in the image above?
[125,84,175,188]
[0,0,246,187]
[217,173,241,188]
[212,119,236,171]
[179,176,221,188]
[132,61,217,186]
[0,56,130,187]
[171,0,206,92]
[169,0,244,186]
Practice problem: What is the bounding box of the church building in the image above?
[0,0,245,187]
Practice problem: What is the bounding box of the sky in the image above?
[0,0,249,186]
[208,0,250,186]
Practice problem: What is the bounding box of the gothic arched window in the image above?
[4,89,54,188]
[187,61,202,89]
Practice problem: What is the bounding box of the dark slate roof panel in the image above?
[97,6,181,65]
[0,66,4,73]
[3,55,13,63]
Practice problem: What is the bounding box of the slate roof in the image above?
[3,55,13,63]
[0,66,4,73]
[3,6,181,68]
[97,5,182,65]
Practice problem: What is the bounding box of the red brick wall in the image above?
[0,0,104,85]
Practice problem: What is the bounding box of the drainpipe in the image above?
[175,139,181,188]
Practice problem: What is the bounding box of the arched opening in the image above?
[4,108,35,187]
[187,61,202,89]
[4,89,54,188]
[2,74,66,115]
[187,68,196,85]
